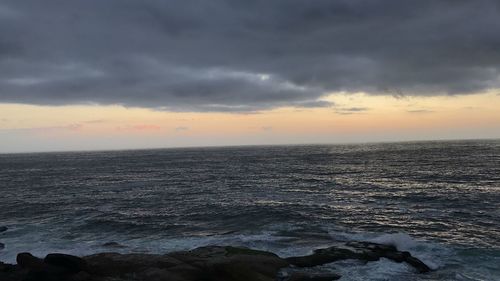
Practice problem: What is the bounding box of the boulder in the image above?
[16,253,45,270]
[16,253,70,281]
[44,253,88,274]
[1,262,21,274]
[23,269,62,281]
[138,265,203,281]
[84,252,187,276]
[0,262,26,281]
[84,246,289,281]
[168,246,289,281]
[286,241,431,273]
[67,271,92,281]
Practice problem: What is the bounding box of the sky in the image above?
[1,0,500,152]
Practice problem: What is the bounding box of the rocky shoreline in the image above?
[0,241,431,281]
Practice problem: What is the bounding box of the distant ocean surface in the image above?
[1,140,499,280]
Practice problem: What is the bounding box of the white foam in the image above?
[334,258,412,281]
[365,232,441,270]
[0,227,445,273]
[368,233,417,252]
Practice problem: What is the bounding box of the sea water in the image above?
[1,140,499,280]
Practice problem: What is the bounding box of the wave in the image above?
[1,224,498,280]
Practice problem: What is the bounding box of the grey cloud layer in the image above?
[1,0,499,111]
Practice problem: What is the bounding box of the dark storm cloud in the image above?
[0,0,499,111]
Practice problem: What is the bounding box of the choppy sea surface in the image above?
[1,140,499,280]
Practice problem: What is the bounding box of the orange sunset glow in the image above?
[1,91,499,152]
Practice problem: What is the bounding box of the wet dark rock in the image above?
[23,269,63,281]
[1,242,432,281]
[0,262,26,281]
[404,255,432,273]
[85,245,289,281]
[0,226,7,232]
[286,241,431,273]
[187,246,289,281]
[16,253,45,270]
[16,253,70,281]
[67,270,92,281]
[44,253,88,274]
[83,246,289,281]
[83,252,190,277]
[0,262,20,274]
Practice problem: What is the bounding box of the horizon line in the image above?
[1,137,499,155]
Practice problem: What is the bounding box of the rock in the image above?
[44,253,88,274]
[84,246,289,281]
[16,253,75,281]
[102,241,126,248]
[138,266,203,281]
[404,255,433,273]
[84,252,187,276]
[0,262,26,281]
[0,261,20,273]
[0,242,4,249]
[85,252,208,281]
[286,272,342,281]
[23,270,60,281]
[1,243,432,281]
[16,253,45,270]
[209,246,288,281]
[0,226,7,233]
[139,267,172,280]
[68,271,92,281]
[286,241,431,273]
[169,246,289,281]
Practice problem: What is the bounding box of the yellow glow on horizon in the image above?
[1,91,499,152]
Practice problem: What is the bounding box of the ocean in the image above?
[0,140,499,280]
